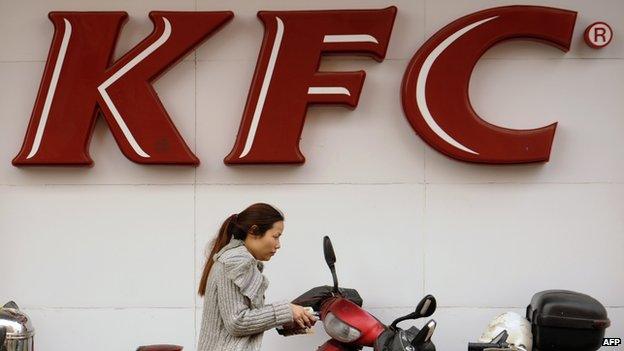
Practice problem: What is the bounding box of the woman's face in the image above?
[245,221,283,261]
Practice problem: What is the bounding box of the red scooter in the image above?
[281,236,438,351]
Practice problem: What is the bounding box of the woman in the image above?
[197,203,316,351]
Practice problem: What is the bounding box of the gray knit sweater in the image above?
[197,238,294,351]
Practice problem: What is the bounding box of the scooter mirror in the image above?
[323,236,336,266]
[414,295,437,318]
[389,295,437,329]
[323,236,340,293]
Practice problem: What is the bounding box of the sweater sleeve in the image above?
[216,263,293,337]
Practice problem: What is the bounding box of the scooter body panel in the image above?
[321,297,386,347]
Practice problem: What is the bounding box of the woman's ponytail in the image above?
[197,203,284,296]
[198,214,237,296]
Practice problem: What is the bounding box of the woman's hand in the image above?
[290,304,317,329]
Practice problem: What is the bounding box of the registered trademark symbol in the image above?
[584,22,613,48]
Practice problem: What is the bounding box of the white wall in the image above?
[1,0,622,350]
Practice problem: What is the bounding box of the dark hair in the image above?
[198,203,284,296]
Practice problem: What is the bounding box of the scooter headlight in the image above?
[323,312,362,343]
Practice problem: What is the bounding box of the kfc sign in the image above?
[14,11,233,166]
[402,6,575,163]
[12,6,581,167]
